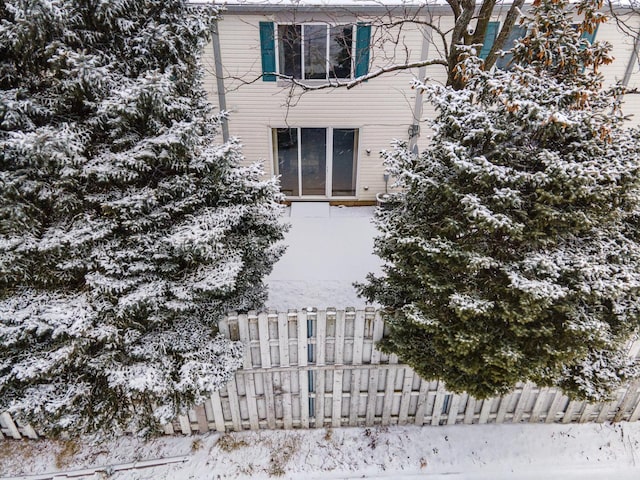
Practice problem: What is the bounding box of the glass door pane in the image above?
[275,128,299,196]
[300,128,326,196]
[332,129,357,196]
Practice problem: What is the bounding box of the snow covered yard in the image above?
[1,422,639,479]
[2,204,640,479]
[265,203,383,311]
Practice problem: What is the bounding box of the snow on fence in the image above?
[2,308,640,439]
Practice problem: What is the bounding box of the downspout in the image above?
[622,32,640,88]
[211,19,229,142]
[408,23,432,155]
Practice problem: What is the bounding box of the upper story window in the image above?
[278,24,354,79]
[480,21,527,68]
[259,22,371,82]
[480,21,598,69]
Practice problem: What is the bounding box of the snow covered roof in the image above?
[191,0,638,11]
[188,0,640,14]
[191,0,452,14]
[198,0,430,5]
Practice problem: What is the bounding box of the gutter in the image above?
[622,32,640,87]
[189,1,451,15]
[211,19,229,142]
[409,21,432,154]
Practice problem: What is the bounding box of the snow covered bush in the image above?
[0,0,286,436]
[358,0,640,401]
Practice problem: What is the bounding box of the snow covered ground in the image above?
[3,205,639,479]
[1,422,639,479]
[265,203,383,311]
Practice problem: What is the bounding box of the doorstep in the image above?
[289,202,331,218]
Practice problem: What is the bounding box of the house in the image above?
[200,0,640,204]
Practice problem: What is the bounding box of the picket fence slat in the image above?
[1,413,21,439]
[463,396,476,424]
[3,309,640,440]
[614,379,640,423]
[563,400,580,424]
[495,392,511,424]
[447,394,462,425]
[238,315,260,430]
[398,368,414,424]
[365,312,385,425]
[381,354,399,425]
[529,387,548,423]
[349,310,366,427]
[178,414,191,435]
[297,309,310,429]
[478,398,493,424]
[545,391,565,423]
[414,378,430,426]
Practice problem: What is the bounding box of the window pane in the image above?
[329,26,353,78]
[301,128,326,195]
[275,128,299,196]
[278,25,302,78]
[332,129,357,196]
[496,25,527,70]
[304,25,327,79]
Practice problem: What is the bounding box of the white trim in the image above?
[326,127,333,197]
[297,128,303,196]
[272,126,360,199]
[274,24,281,79]
[275,22,356,80]
[352,129,361,197]
[268,126,276,178]
[325,24,331,81]
[300,24,306,80]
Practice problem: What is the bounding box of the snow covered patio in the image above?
[266,203,383,311]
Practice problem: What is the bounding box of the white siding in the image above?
[202,9,640,201]
[203,13,438,201]
[597,15,640,126]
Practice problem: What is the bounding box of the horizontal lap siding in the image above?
[203,14,437,201]
[201,12,640,201]
[595,15,640,127]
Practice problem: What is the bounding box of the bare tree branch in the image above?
[484,0,525,70]
[447,0,463,20]
[261,58,449,93]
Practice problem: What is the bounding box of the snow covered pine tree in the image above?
[358,0,640,402]
[0,0,286,436]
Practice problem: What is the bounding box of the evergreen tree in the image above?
[0,0,286,436]
[358,0,640,401]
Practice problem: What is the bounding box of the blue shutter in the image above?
[259,22,276,82]
[355,23,371,78]
[581,25,598,44]
[479,21,500,59]
[496,25,527,70]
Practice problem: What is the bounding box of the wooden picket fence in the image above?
[2,308,640,439]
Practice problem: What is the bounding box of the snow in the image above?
[2,205,638,477]
[265,204,383,310]
[1,422,640,479]
[193,0,432,6]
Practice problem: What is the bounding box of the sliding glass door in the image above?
[300,128,326,195]
[274,127,358,198]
